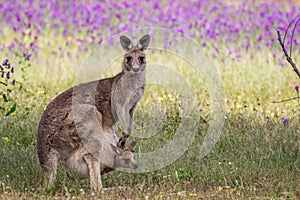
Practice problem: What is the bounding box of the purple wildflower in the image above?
[3,58,9,65]
[0,0,299,61]
[6,72,10,79]
[116,13,122,20]
[24,53,32,60]
[0,65,3,71]
[283,118,289,126]
[12,79,16,85]
[11,67,14,73]
[295,85,299,92]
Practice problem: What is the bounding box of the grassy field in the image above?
[1,1,300,199]
[0,42,300,199]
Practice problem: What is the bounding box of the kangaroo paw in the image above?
[117,133,129,149]
[117,138,126,149]
[122,132,130,138]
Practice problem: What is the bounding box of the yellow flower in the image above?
[217,186,223,191]
[158,97,163,102]
[236,104,242,109]
[285,103,290,108]
[26,88,36,95]
[2,137,10,143]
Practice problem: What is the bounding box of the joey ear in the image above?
[120,35,133,51]
[126,141,137,152]
[137,34,150,51]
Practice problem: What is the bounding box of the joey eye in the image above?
[124,159,130,164]
[139,56,145,63]
[126,56,132,63]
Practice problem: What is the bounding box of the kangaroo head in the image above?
[120,34,150,75]
[110,141,138,169]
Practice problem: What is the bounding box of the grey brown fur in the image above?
[37,34,150,190]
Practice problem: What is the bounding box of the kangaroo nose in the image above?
[133,163,138,169]
[132,65,139,72]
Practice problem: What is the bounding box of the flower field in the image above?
[1,0,300,199]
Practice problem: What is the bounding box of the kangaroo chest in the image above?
[57,73,144,129]
[111,74,145,120]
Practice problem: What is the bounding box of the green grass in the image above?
[1,38,300,199]
[1,111,299,199]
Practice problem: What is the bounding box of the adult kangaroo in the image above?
[37,34,150,190]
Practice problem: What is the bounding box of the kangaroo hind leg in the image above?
[83,154,102,190]
[40,148,60,190]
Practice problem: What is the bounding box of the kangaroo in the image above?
[37,34,150,190]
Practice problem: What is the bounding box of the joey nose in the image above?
[133,163,138,169]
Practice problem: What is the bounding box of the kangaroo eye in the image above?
[139,56,145,63]
[126,56,132,63]
[124,159,130,164]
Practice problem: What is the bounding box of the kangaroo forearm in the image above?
[117,109,131,134]
[128,103,137,133]
[127,115,135,134]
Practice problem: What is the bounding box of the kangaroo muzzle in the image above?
[132,65,140,72]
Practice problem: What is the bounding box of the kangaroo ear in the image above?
[120,35,133,51]
[137,34,150,51]
[126,141,137,152]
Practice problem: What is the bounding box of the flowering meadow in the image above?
[0,0,300,59]
[1,0,300,199]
